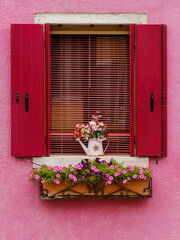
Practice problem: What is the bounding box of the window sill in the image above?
[33,155,149,168]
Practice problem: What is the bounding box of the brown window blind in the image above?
[51,34,130,154]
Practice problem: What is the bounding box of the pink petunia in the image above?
[128,177,131,181]
[56,174,60,178]
[117,168,121,172]
[62,169,66,172]
[122,162,124,165]
[91,166,96,170]
[30,173,34,177]
[70,168,74,172]
[107,180,112,184]
[95,169,99,172]
[139,170,144,174]
[144,176,147,180]
[110,166,114,169]
[140,174,144,179]
[69,174,74,179]
[48,166,51,170]
[123,170,128,174]
[118,172,121,175]
[56,180,60,184]
[53,167,59,172]
[26,177,30,181]
[109,176,113,180]
[123,179,127,183]
[114,173,118,177]
[41,179,45,183]
[133,175,137,179]
[53,179,56,183]
[34,175,39,179]
[130,167,134,171]
[28,168,32,172]
[127,165,132,168]
[115,165,118,168]
[74,172,77,175]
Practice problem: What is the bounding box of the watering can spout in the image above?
[76,138,88,155]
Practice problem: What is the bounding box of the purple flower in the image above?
[86,163,90,167]
[102,160,107,164]
[89,169,93,173]
[102,174,107,179]
[80,176,83,180]
[84,174,88,179]
[97,172,103,176]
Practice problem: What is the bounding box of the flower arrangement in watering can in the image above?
[74,115,109,156]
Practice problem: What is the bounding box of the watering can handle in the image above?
[104,138,109,154]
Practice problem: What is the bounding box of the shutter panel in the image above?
[11,24,45,156]
[135,25,167,156]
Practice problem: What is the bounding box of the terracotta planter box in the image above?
[40,179,152,199]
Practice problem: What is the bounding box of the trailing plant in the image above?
[27,158,154,185]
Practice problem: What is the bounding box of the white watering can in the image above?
[76,138,109,156]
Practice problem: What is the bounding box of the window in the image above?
[11,24,167,158]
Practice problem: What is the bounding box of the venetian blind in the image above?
[51,34,130,154]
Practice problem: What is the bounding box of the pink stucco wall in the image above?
[0,1,180,239]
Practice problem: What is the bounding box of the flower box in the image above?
[40,179,152,199]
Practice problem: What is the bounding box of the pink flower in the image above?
[122,162,124,165]
[74,172,77,175]
[109,176,113,180]
[62,169,66,172]
[108,166,110,168]
[114,173,118,177]
[95,169,99,172]
[128,177,131,180]
[127,165,132,168]
[133,175,137,179]
[37,169,40,172]
[53,179,56,183]
[28,168,32,172]
[70,168,74,172]
[56,180,60,184]
[30,173,34,177]
[74,178,77,182]
[118,172,121,175]
[138,168,143,171]
[41,179,45,183]
[56,174,60,178]
[146,167,150,170]
[106,174,109,177]
[139,170,144,174]
[123,170,128,174]
[91,166,96,170]
[117,168,121,172]
[26,177,30,181]
[53,167,59,172]
[115,165,118,168]
[69,174,74,179]
[48,166,51,170]
[123,179,127,183]
[140,174,144,179]
[110,166,114,169]
[34,175,39,179]
[130,167,134,171]
[74,165,77,168]
[107,180,112,184]
[144,176,147,180]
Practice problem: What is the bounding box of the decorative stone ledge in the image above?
[33,155,149,168]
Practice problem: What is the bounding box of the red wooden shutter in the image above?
[11,24,45,156]
[135,25,167,156]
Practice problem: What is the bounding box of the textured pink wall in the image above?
[0,1,180,239]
